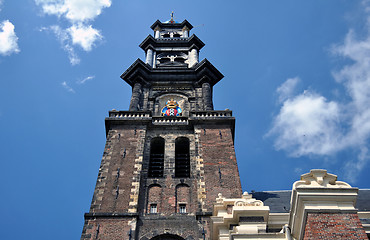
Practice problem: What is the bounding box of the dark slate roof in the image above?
[252,189,370,213]
[357,189,370,211]
[120,58,223,87]
[252,191,291,213]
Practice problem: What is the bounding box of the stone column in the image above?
[202,82,213,110]
[182,27,189,38]
[152,51,157,68]
[129,82,142,111]
[155,31,160,38]
[154,27,161,39]
[188,48,198,68]
[145,48,153,67]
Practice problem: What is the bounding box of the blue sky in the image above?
[1,0,370,239]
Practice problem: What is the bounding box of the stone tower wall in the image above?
[196,125,242,211]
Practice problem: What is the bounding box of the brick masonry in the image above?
[88,125,147,214]
[303,212,368,239]
[196,125,243,211]
[81,217,136,240]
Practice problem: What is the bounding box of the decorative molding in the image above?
[293,169,352,189]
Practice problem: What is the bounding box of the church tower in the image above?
[81,15,242,240]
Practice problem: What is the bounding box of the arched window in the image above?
[148,137,164,178]
[175,137,190,178]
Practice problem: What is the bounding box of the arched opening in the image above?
[174,57,185,63]
[150,234,185,240]
[148,137,165,178]
[175,137,190,178]
[173,33,181,38]
[162,33,170,38]
[159,57,171,64]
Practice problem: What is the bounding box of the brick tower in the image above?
[81,15,242,240]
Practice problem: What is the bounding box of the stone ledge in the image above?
[84,212,138,219]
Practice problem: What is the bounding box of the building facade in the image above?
[211,169,370,239]
[81,16,370,240]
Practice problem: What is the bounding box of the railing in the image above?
[108,111,151,118]
[152,117,188,125]
[190,111,232,118]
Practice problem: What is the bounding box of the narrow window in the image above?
[175,137,190,178]
[179,204,186,213]
[148,137,164,178]
[150,204,157,214]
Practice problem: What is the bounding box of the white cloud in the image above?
[268,1,370,182]
[35,0,111,22]
[61,81,75,93]
[49,25,80,65]
[268,90,341,157]
[77,75,95,84]
[35,0,111,64]
[276,77,300,103]
[0,20,20,56]
[67,24,101,51]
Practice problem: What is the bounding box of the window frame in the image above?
[150,203,158,214]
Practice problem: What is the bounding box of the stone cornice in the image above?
[139,34,205,51]
[120,58,223,87]
[150,19,193,31]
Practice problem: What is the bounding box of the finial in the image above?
[170,11,174,23]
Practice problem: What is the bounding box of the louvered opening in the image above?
[149,138,164,178]
[175,137,190,178]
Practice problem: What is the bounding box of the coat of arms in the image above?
[161,99,182,116]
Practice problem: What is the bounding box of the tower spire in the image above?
[170,11,175,23]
